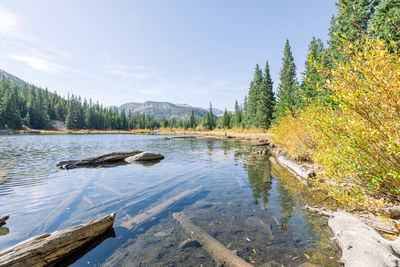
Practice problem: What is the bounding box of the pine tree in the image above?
[301,37,331,106]
[230,100,243,128]
[245,64,263,127]
[275,39,299,119]
[203,102,216,130]
[256,61,275,129]
[329,0,380,61]
[369,0,400,47]
[189,110,196,129]
[3,87,22,129]
[220,108,231,128]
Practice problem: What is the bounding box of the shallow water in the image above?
[0,134,340,266]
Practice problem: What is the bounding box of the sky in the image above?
[0,0,337,110]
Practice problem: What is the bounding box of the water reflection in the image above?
[0,135,340,266]
[246,159,272,208]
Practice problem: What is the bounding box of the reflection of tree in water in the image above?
[246,160,272,209]
[277,181,294,232]
[206,140,214,154]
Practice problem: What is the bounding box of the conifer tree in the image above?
[231,100,243,128]
[369,0,400,47]
[329,0,380,61]
[301,37,330,106]
[275,39,299,119]
[245,65,263,127]
[256,61,275,129]
[189,110,196,129]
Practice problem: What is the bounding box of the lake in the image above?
[0,134,340,266]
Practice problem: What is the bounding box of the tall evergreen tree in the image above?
[256,61,275,129]
[275,39,299,119]
[188,110,196,129]
[329,0,380,61]
[230,100,243,128]
[369,0,400,47]
[301,37,331,106]
[245,64,263,127]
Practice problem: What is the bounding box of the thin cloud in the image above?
[9,54,66,73]
[107,64,152,79]
[0,6,19,36]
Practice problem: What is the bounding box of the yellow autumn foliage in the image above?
[272,38,400,210]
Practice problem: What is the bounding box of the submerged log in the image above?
[57,151,143,169]
[121,187,201,230]
[329,211,400,267]
[173,212,252,267]
[0,215,9,226]
[0,213,115,267]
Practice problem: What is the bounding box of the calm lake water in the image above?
[0,134,340,266]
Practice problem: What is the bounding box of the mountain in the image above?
[120,101,223,121]
[0,69,28,88]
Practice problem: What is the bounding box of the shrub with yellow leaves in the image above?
[272,38,400,210]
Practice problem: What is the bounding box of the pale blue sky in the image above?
[0,1,336,110]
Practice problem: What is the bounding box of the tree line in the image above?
[0,78,200,130]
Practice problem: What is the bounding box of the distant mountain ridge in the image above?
[120,101,223,121]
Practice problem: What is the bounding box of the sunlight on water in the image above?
[0,134,340,266]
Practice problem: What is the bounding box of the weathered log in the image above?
[121,187,201,230]
[0,215,9,226]
[381,206,400,219]
[124,152,164,163]
[173,212,252,267]
[305,206,399,235]
[57,151,143,169]
[329,211,400,267]
[277,156,315,180]
[0,213,116,267]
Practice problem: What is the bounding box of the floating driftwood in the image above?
[329,211,400,267]
[0,213,115,267]
[0,215,9,226]
[57,151,143,169]
[173,212,252,267]
[121,187,201,230]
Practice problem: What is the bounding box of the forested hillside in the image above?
[0,70,217,130]
[0,71,170,130]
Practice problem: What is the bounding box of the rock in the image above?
[124,152,164,163]
[57,151,143,169]
[178,239,201,249]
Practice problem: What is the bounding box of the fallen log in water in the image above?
[57,151,143,169]
[277,156,315,181]
[173,212,252,267]
[0,213,115,267]
[329,211,400,267]
[0,215,9,226]
[121,187,201,230]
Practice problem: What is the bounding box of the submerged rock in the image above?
[125,152,165,163]
[178,239,201,249]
